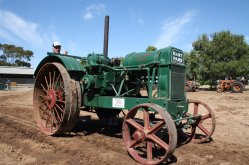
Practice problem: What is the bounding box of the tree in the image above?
[184,51,200,80]
[146,46,157,51]
[185,30,249,86]
[0,43,33,67]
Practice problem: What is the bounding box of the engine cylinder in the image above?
[87,54,111,66]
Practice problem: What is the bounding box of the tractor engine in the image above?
[80,47,186,102]
[122,47,186,99]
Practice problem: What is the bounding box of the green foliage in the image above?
[185,30,249,86]
[0,43,33,67]
[146,46,157,51]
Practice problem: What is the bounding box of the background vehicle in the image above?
[185,80,200,92]
[217,79,244,93]
[0,79,10,90]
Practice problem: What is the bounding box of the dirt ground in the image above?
[0,87,249,165]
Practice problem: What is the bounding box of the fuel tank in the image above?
[122,51,159,66]
[122,47,184,66]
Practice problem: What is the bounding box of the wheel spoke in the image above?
[56,99,65,103]
[147,134,169,151]
[51,71,55,89]
[191,126,196,138]
[143,108,150,130]
[51,108,54,132]
[148,120,165,134]
[197,123,210,136]
[39,106,49,119]
[146,141,153,161]
[57,78,65,91]
[201,114,211,120]
[127,139,140,148]
[38,93,47,102]
[45,109,52,127]
[125,118,144,131]
[54,73,60,89]
[53,106,63,123]
[49,71,52,89]
[44,75,49,90]
[40,83,47,93]
[55,103,65,113]
[193,103,199,115]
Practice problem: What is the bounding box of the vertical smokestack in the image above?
[103,15,109,57]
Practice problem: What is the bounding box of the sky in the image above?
[0,0,249,68]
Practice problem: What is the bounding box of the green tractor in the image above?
[33,16,216,164]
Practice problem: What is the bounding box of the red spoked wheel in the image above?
[122,103,177,165]
[185,100,216,144]
[33,62,80,135]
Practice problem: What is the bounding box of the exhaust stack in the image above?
[103,15,109,57]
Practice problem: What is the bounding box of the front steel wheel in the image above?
[186,100,216,143]
[122,103,177,165]
[216,86,223,93]
[33,62,79,135]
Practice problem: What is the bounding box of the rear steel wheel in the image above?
[33,62,79,135]
[122,103,177,165]
[185,100,216,143]
[75,80,82,114]
[231,82,243,93]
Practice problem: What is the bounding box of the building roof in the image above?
[0,66,35,75]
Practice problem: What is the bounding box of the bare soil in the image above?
[0,88,249,165]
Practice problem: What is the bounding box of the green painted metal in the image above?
[34,52,86,76]
[170,66,186,99]
[86,53,111,66]
[35,46,188,125]
[82,74,95,89]
[121,47,185,99]
[122,47,184,66]
[79,47,187,121]
[83,95,188,120]
[122,51,159,66]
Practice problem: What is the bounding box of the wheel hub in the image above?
[133,131,145,142]
[46,89,56,109]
